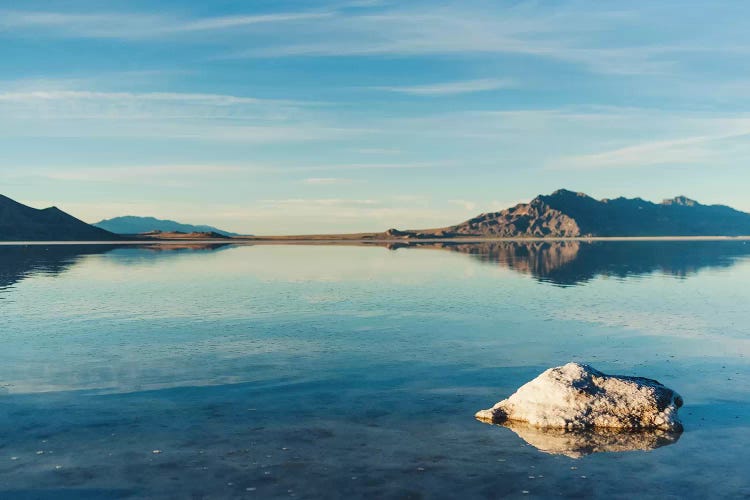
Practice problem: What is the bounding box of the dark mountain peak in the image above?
[534,189,596,206]
[0,193,27,207]
[662,195,700,207]
[548,188,589,198]
[601,196,628,203]
[0,194,119,241]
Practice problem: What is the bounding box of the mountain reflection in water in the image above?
[2,240,749,291]
[391,240,750,285]
[0,244,231,291]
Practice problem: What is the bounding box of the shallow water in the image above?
[1,241,749,498]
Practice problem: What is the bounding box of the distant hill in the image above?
[385,189,750,238]
[138,230,231,239]
[0,194,119,241]
[93,216,240,237]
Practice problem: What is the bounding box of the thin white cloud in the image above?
[0,9,332,39]
[354,148,401,155]
[1,3,743,78]
[313,162,446,171]
[0,87,356,143]
[489,200,526,212]
[372,78,516,96]
[0,120,359,143]
[34,165,250,182]
[227,4,697,76]
[0,86,324,124]
[304,177,352,185]
[228,197,495,233]
[448,199,479,212]
[0,11,170,39]
[261,198,377,205]
[552,124,750,170]
[172,13,332,32]
[0,90,267,105]
[5,161,449,183]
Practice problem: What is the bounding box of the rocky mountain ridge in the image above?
[392,189,750,238]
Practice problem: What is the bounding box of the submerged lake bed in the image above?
[1,241,749,498]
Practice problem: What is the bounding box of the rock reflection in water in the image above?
[483,420,682,459]
[392,240,750,285]
[3,240,750,290]
[0,243,232,291]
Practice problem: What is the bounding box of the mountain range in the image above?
[387,189,750,238]
[2,190,750,241]
[93,216,240,237]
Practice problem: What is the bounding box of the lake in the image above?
[1,241,749,498]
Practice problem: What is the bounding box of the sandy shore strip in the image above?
[2,235,750,246]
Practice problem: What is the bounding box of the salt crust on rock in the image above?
[475,363,683,431]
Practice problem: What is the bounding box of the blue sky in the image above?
[1,0,749,234]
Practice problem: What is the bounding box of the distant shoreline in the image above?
[2,235,750,246]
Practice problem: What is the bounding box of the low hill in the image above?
[0,194,119,241]
[93,216,240,237]
[139,230,230,239]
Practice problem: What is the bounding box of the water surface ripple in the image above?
[1,242,748,498]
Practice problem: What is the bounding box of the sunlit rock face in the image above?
[476,363,683,431]
[449,198,583,237]
[498,421,681,458]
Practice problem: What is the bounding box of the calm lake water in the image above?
[1,241,749,499]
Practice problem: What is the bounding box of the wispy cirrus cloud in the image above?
[0,86,356,143]
[0,9,331,39]
[371,78,516,96]
[237,196,523,234]
[0,90,270,105]
[2,3,726,77]
[168,12,332,33]
[448,199,479,212]
[239,197,475,234]
[553,137,714,170]
[304,177,353,185]
[32,164,250,183]
[551,119,750,170]
[226,3,713,76]
[0,120,358,143]
[353,148,401,155]
[2,161,448,184]
[258,198,378,208]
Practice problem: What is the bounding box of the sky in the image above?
[1,0,749,234]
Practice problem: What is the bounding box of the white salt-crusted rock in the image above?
[475,363,683,431]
